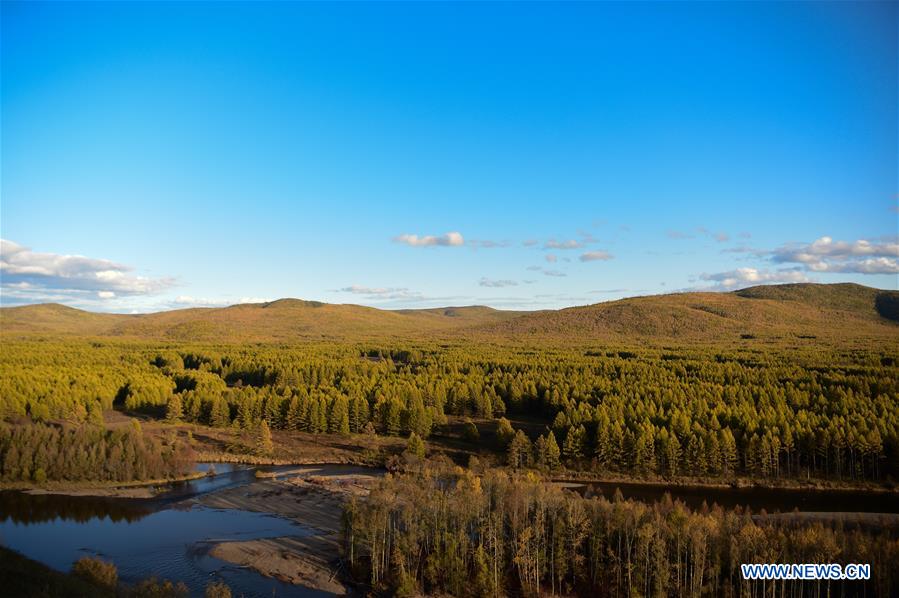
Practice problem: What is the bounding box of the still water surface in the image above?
[557,478,899,513]
[0,464,346,597]
[2,463,897,597]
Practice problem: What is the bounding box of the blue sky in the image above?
[1,1,896,312]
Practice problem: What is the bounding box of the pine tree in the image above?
[685,433,705,475]
[507,430,531,469]
[665,432,681,476]
[720,428,738,475]
[316,398,329,433]
[496,417,515,449]
[87,400,105,427]
[166,395,183,423]
[383,399,402,436]
[349,396,366,432]
[256,419,274,456]
[328,397,350,434]
[238,400,254,430]
[534,435,548,468]
[634,426,656,474]
[594,423,612,469]
[264,395,282,428]
[211,398,230,428]
[563,425,585,463]
[286,397,302,431]
[405,432,426,460]
[307,399,320,433]
[545,430,561,470]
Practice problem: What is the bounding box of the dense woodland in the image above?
[0,302,897,597]
[343,460,899,597]
[1,339,896,484]
[0,420,193,483]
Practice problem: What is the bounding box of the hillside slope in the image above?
[1,283,896,343]
[478,283,899,342]
[0,303,128,335]
[0,299,525,341]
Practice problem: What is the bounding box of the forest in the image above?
[0,292,897,598]
[0,338,896,485]
[0,421,193,484]
[342,459,899,597]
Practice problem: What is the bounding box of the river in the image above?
[556,478,899,514]
[1,464,897,597]
[0,464,356,597]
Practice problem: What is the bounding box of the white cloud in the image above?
[543,269,567,277]
[545,254,558,263]
[579,251,614,262]
[770,236,899,273]
[478,277,518,288]
[578,231,599,244]
[393,231,464,247]
[0,239,176,304]
[698,267,811,291]
[721,245,763,255]
[338,285,402,296]
[544,239,584,250]
[172,295,269,307]
[468,239,510,249]
[832,257,899,274]
[335,285,471,307]
[669,228,730,243]
[589,288,645,294]
[335,285,429,301]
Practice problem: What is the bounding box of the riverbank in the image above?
[195,465,381,595]
[754,511,899,527]
[553,470,899,494]
[210,536,346,595]
[0,546,115,598]
[8,464,895,503]
[2,470,210,499]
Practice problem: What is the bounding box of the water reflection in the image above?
[0,504,312,597]
[159,463,301,502]
[559,479,899,514]
[0,490,153,524]
[0,463,370,597]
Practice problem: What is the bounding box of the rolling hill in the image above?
[1,283,896,343]
[0,299,526,341]
[479,283,899,342]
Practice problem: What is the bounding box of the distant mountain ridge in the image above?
[479,283,899,341]
[0,299,526,341]
[1,283,896,343]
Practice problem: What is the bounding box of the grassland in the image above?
[2,283,896,344]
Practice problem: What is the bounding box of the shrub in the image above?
[72,556,118,589]
[205,581,232,598]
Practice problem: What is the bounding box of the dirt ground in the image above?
[24,486,158,498]
[195,466,381,595]
[210,536,347,595]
